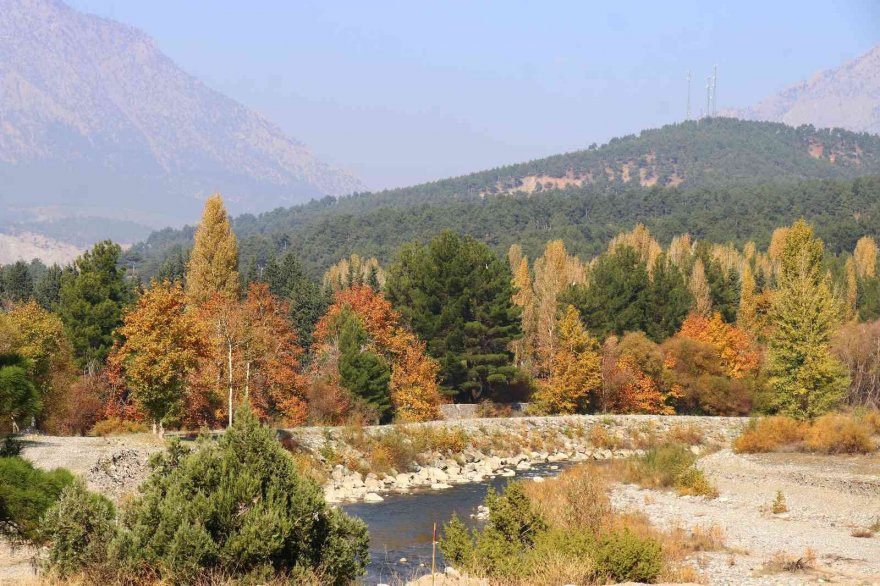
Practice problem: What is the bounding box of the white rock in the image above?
[431,482,452,490]
[363,492,384,503]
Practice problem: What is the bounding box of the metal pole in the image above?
[432,522,437,585]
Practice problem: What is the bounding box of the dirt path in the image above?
[612,449,880,585]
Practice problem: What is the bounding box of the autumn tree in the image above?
[738,263,757,333]
[186,194,240,305]
[600,333,673,414]
[688,259,712,316]
[678,312,760,379]
[0,301,75,427]
[323,254,385,292]
[510,255,537,372]
[532,305,601,414]
[58,241,132,370]
[845,257,858,321]
[853,236,878,278]
[110,280,209,433]
[531,241,586,377]
[313,286,441,421]
[766,220,849,418]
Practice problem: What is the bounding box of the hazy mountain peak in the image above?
[731,44,880,134]
[0,0,364,227]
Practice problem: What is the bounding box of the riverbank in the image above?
[20,414,747,504]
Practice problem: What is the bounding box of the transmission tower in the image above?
[686,70,691,120]
[712,64,718,116]
[706,76,712,118]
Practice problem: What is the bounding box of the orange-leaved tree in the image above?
[109,280,209,433]
[313,285,442,422]
[678,312,760,379]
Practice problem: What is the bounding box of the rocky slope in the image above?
[0,0,364,231]
[732,44,880,135]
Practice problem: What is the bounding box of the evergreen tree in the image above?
[264,251,327,348]
[1,261,34,303]
[766,220,849,418]
[0,353,40,429]
[186,194,240,305]
[155,246,188,284]
[34,264,64,310]
[644,255,693,342]
[858,275,880,321]
[386,231,522,402]
[336,310,393,422]
[58,241,131,370]
[561,246,650,339]
[703,256,739,323]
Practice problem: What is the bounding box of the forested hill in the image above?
[124,118,880,277]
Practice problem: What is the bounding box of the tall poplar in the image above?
[766,220,848,418]
[186,194,240,305]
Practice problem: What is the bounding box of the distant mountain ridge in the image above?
[125,118,880,278]
[731,44,880,135]
[0,0,364,230]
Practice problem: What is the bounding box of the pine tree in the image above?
[2,261,34,303]
[58,241,132,370]
[336,310,393,421]
[186,194,240,305]
[264,251,327,348]
[386,231,522,402]
[561,246,650,339]
[766,220,849,418]
[644,255,693,342]
[34,264,64,310]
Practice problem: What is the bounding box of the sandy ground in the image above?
[611,449,880,585]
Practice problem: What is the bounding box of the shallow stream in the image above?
[341,462,570,585]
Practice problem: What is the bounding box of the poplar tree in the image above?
[738,263,757,333]
[186,194,240,305]
[688,259,712,316]
[766,220,848,418]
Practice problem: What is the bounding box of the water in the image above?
[341,462,569,585]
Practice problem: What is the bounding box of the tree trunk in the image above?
[245,360,251,399]
[227,340,234,428]
[152,419,157,435]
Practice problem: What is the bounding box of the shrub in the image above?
[666,423,704,446]
[89,417,148,436]
[67,407,370,584]
[627,443,718,498]
[589,425,625,449]
[733,416,806,453]
[771,490,788,514]
[40,482,115,578]
[593,528,663,583]
[0,436,21,457]
[804,414,875,454]
[0,456,74,543]
[523,464,611,534]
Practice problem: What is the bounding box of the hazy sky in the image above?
[69,0,880,191]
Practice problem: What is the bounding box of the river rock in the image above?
[363,492,384,503]
[431,482,451,490]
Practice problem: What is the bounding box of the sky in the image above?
[68,0,880,191]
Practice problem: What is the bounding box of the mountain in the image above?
[731,45,880,135]
[0,0,364,233]
[125,118,880,278]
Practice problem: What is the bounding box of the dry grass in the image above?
[762,548,817,573]
[88,417,149,436]
[804,414,875,454]
[734,412,878,455]
[588,425,626,450]
[850,527,874,538]
[666,423,705,446]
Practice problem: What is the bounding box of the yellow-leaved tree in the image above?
[532,305,601,414]
[186,194,240,305]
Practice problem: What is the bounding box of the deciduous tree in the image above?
[186,194,240,305]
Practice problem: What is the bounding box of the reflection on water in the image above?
[341,462,569,585]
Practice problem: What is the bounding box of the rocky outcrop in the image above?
[295,414,748,503]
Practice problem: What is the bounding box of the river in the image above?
[341,462,569,585]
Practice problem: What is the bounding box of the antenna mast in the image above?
[706,76,712,118]
[712,64,718,116]
[686,70,691,120]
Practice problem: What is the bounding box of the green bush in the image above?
[0,456,74,542]
[40,482,115,578]
[628,443,718,498]
[439,513,474,568]
[593,528,663,583]
[106,407,369,585]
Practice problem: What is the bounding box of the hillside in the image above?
[124,119,880,279]
[0,0,364,232]
[731,44,880,134]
